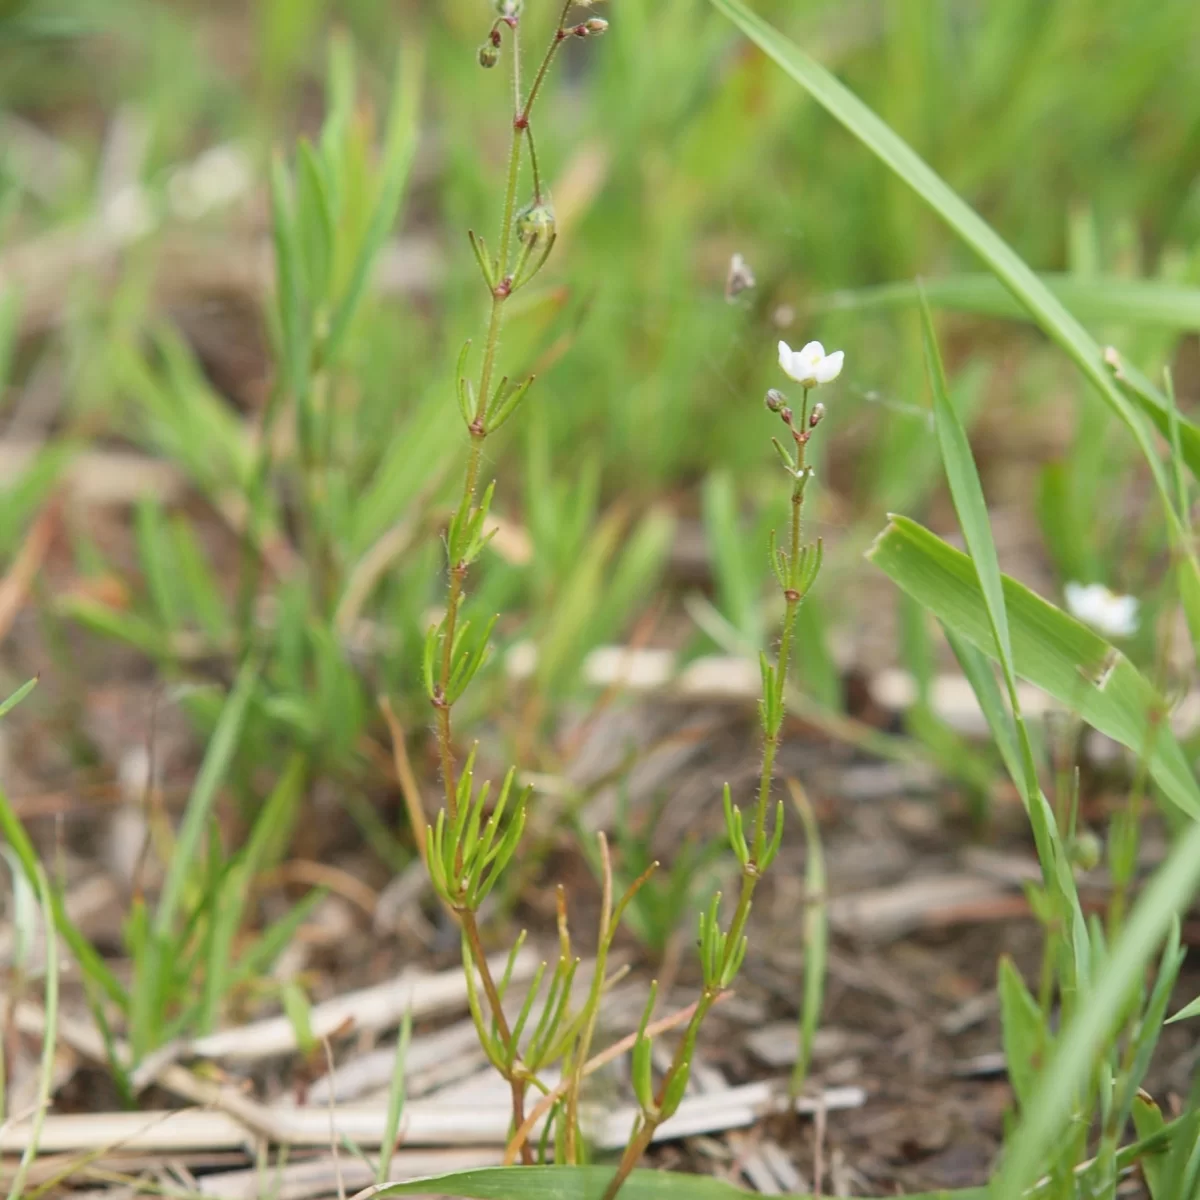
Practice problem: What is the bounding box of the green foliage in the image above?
[4,1,1200,1195]
[868,517,1199,820]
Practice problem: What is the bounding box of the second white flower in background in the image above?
[1064,581,1139,638]
[778,339,844,387]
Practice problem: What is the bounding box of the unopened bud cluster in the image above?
[558,17,608,40]
[765,337,844,478]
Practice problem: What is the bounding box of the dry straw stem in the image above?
[188,951,539,1061]
[0,1082,864,1156]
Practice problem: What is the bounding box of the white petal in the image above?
[1066,582,1139,637]
[798,341,824,361]
[1064,582,1091,621]
[813,350,844,383]
[778,341,794,372]
[1111,596,1139,635]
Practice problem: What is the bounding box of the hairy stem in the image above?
[434,16,533,1156]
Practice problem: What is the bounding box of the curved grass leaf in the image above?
[866,516,1200,821]
[707,0,1200,509]
[820,275,1200,332]
[920,289,1089,996]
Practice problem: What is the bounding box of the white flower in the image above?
[778,340,844,387]
[1064,582,1139,638]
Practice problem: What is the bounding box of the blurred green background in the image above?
[2,0,1199,813]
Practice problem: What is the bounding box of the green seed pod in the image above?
[516,199,556,249]
[478,42,499,68]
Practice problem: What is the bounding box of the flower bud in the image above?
[494,0,522,15]
[765,388,785,413]
[478,42,500,68]
[584,17,609,33]
[516,199,556,249]
[809,402,825,428]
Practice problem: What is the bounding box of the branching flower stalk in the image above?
[600,342,844,1200]
[420,0,608,1161]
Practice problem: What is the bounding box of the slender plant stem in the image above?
[526,124,544,201]
[602,437,811,1200]
[563,836,614,1160]
[432,13,553,1163]
[521,1,573,124]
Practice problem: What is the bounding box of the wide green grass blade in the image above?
[919,289,1087,992]
[821,274,1200,332]
[707,0,1200,506]
[374,1166,981,1200]
[867,516,1200,821]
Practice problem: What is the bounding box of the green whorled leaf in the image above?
[371,1166,982,1200]
[707,0,1200,500]
[867,516,1200,821]
[819,274,1200,332]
